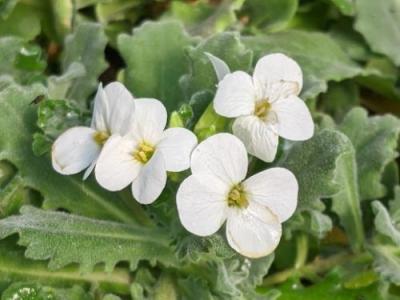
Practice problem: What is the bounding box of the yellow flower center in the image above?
[93,131,109,145]
[254,99,271,119]
[227,184,248,209]
[133,142,155,164]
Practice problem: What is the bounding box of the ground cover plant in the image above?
[0,0,400,299]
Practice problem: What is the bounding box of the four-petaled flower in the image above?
[52,69,306,257]
[95,99,197,204]
[213,53,314,162]
[176,133,298,258]
[52,82,136,179]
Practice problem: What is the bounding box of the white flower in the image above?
[213,53,314,162]
[95,99,198,204]
[176,133,298,258]
[52,82,136,179]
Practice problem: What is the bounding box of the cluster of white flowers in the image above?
[52,82,197,204]
[52,53,314,258]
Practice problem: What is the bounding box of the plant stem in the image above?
[263,251,372,286]
[294,233,308,269]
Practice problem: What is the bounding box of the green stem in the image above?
[294,233,308,269]
[263,251,372,286]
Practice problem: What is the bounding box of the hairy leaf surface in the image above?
[62,22,108,107]
[0,239,131,294]
[355,0,400,66]
[118,21,194,113]
[339,108,400,200]
[0,206,176,273]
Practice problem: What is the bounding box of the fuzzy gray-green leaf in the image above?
[0,206,176,273]
[339,108,400,200]
[118,21,194,113]
[354,0,400,66]
[62,22,108,106]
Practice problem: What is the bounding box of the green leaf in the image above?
[279,129,349,211]
[180,32,252,128]
[118,20,194,113]
[47,62,86,100]
[0,0,18,19]
[14,44,46,72]
[320,81,359,121]
[0,173,36,218]
[0,38,46,85]
[330,0,355,16]
[0,2,41,40]
[177,277,214,300]
[357,57,400,102]
[389,186,400,223]
[181,32,253,99]
[329,20,370,62]
[372,201,400,245]
[354,0,400,66]
[339,108,400,200]
[241,0,298,31]
[0,206,176,273]
[62,22,108,107]
[95,0,140,24]
[0,238,131,294]
[153,273,178,300]
[0,83,142,224]
[37,99,84,139]
[331,135,364,252]
[1,282,91,300]
[370,245,400,286]
[129,267,157,300]
[32,133,52,156]
[33,98,85,156]
[167,0,244,37]
[371,191,400,286]
[284,208,332,239]
[278,130,352,238]
[0,37,24,75]
[242,30,363,99]
[273,269,382,300]
[102,294,122,300]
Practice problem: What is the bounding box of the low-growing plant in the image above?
[0,0,399,299]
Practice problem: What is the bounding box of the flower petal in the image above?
[243,168,298,222]
[157,128,198,172]
[52,127,100,175]
[213,71,256,118]
[253,53,303,101]
[91,82,135,135]
[91,83,109,132]
[95,135,141,191]
[226,201,282,258]
[272,95,314,141]
[191,133,248,185]
[232,115,279,162]
[104,82,136,135]
[205,52,231,81]
[130,98,167,144]
[82,158,97,180]
[177,174,228,236]
[131,150,167,204]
